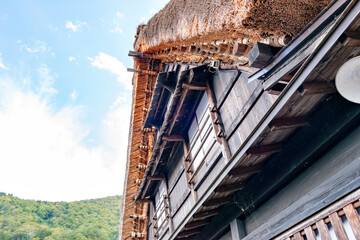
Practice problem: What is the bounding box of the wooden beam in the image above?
[248,42,280,68]
[185,219,210,230]
[127,68,142,73]
[192,209,221,221]
[247,144,283,156]
[162,135,185,142]
[182,82,208,91]
[128,51,148,59]
[269,116,310,131]
[229,164,263,177]
[203,196,232,208]
[299,82,337,96]
[215,182,245,193]
[177,227,203,238]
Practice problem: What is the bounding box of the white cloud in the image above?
[116,12,124,18]
[36,64,58,97]
[88,52,132,89]
[65,20,87,32]
[0,13,8,21]
[0,79,130,202]
[68,56,76,62]
[70,89,78,102]
[110,12,124,34]
[20,40,51,54]
[0,53,9,70]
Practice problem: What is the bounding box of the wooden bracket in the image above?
[147,175,164,181]
[269,116,310,131]
[193,209,221,221]
[182,82,208,91]
[342,31,360,46]
[229,164,263,177]
[162,135,184,142]
[298,82,337,96]
[203,196,232,208]
[215,182,245,193]
[185,219,210,230]
[247,144,283,156]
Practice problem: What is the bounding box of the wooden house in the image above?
[120,0,360,239]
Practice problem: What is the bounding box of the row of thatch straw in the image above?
[136,0,331,53]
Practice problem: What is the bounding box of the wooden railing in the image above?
[275,194,360,240]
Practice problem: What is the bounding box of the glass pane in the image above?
[192,149,205,170]
[200,115,212,140]
[196,92,209,121]
[203,129,216,153]
[190,138,202,160]
[188,117,199,144]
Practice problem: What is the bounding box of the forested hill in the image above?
[0,193,121,240]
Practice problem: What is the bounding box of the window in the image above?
[154,181,168,237]
[187,92,216,171]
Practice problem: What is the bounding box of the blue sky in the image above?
[0,0,169,201]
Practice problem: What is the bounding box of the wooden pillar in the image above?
[182,141,198,202]
[206,81,232,161]
[230,219,246,240]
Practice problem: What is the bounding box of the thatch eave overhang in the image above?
[136,65,212,200]
[144,71,178,129]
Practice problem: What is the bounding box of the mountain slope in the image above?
[0,193,121,240]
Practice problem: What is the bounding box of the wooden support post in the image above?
[215,182,245,193]
[206,81,232,161]
[230,219,246,240]
[298,82,337,96]
[182,82,208,91]
[269,116,310,131]
[229,164,263,177]
[247,144,283,156]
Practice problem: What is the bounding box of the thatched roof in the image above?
[136,0,331,52]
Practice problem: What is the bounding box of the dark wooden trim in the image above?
[228,164,263,177]
[247,144,283,156]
